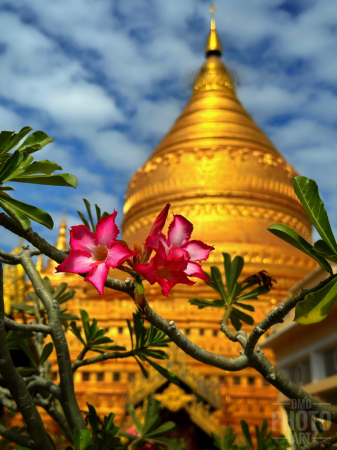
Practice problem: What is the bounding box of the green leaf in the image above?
[12,173,78,188]
[0,151,25,182]
[134,279,145,294]
[77,211,90,229]
[232,307,254,325]
[143,356,179,385]
[1,127,32,154]
[126,319,134,349]
[142,398,161,435]
[17,130,55,154]
[241,420,253,450]
[268,224,333,274]
[73,429,91,450]
[146,421,176,438]
[227,255,244,300]
[133,313,143,348]
[294,277,337,325]
[203,270,222,295]
[0,193,53,229]
[95,204,101,222]
[229,309,242,331]
[69,321,86,346]
[134,356,148,378]
[80,309,90,342]
[83,198,95,231]
[0,186,15,191]
[53,282,67,299]
[0,194,31,229]
[19,341,38,367]
[0,131,15,154]
[235,302,254,312]
[39,342,54,366]
[292,176,337,254]
[237,286,270,301]
[126,404,143,434]
[189,298,225,309]
[211,266,227,302]
[313,239,337,264]
[17,367,38,375]
[22,160,62,175]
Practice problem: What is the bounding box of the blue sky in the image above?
[0,0,337,251]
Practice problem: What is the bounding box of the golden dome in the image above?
[122,24,314,297]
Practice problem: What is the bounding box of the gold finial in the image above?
[210,4,217,30]
[205,4,222,57]
[56,211,68,250]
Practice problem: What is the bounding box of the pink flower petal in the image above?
[55,250,94,274]
[105,242,138,268]
[95,211,119,248]
[70,225,96,253]
[168,215,193,248]
[147,204,170,238]
[145,231,169,253]
[185,262,211,281]
[168,247,189,271]
[183,240,214,262]
[134,261,157,284]
[84,263,109,295]
[157,271,195,297]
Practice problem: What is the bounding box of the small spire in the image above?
[56,211,68,250]
[36,254,44,272]
[205,4,222,58]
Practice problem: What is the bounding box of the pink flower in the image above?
[134,214,214,296]
[139,203,170,264]
[55,212,137,295]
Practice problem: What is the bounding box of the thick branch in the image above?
[303,434,337,450]
[145,301,248,371]
[0,213,134,296]
[250,352,337,422]
[4,316,51,334]
[35,395,73,444]
[0,424,32,448]
[26,376,62,401]
[0,264,54,450]
[20,251,86,432]
[245,273,337,356]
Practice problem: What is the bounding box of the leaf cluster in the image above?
[128,313,179,385]
[213,420,289,450]
[0,127,78,230]
[70,310,126,354]
[13,277,78,328]
[77,198,110,232]
[120,398,186,450]
[189,253,270,331]
[268,176,337,325]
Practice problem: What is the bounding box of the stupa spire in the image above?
[205,4,222,57]
[55,212,68,250]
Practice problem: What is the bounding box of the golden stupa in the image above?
[6,13,316,444]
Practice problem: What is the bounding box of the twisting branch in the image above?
[245,272,337,356]
[144,300,249,371]
[303,433,337,450]
[4,316,51,334]
[0,424,32,448]
[35,395,74,444]
[26,376,62,401]
[0,212,135,296]
[72,350,136,372]
[0,263,54,450]
[20,249,87,432]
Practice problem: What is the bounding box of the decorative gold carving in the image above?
[155,384,193,412]
[123,204,311,241]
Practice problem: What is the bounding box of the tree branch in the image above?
[4,316,51,334]
[0,213,134,296]
[20,250,87,433]
[0,263,54,450]
[26,376,62,401]
[72,350,136,372]
[144,301,249,371]
[0,424,32,448]
[245,272,337,356]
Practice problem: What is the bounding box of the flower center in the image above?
[92,244,108,262]
[156,265,171,279]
